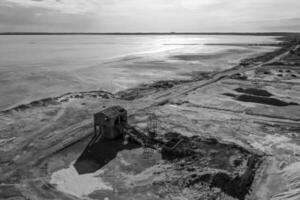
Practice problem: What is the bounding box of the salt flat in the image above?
[0,35,278,110]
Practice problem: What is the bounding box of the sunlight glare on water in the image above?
[0,35,278,110]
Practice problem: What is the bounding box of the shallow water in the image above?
[235,88,273,97]
[0,35,278,110]
[236,95,299,107]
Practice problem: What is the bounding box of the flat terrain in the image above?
[0,34,300,200]
[0,35,277,110]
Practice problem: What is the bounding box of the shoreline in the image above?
[0,34,279,112]
[0,38,286,113]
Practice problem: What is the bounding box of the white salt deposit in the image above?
[50,162,112,198]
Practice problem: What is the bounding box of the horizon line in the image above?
[0,31,299,36]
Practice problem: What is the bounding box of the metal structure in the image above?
[147,114,158,139]
[90,106,127,146]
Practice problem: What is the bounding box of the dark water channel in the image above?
[236,95,298,106]
[234,88,273,97]
[223,88,298,107]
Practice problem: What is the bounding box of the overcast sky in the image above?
[0,0,299,32]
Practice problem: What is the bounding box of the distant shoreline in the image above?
[0,32,298,36]
[0,36,285,113]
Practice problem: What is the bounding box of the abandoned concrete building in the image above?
[93,106,127,141]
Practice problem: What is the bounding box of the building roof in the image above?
[95,106,126,119]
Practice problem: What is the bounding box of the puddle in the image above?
[223,93,298,107]
[74,138,141,174]
[236,95,298,107]
[223,93,237,98]
[235,88,273,97]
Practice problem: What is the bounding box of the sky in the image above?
[0,0,299,32]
